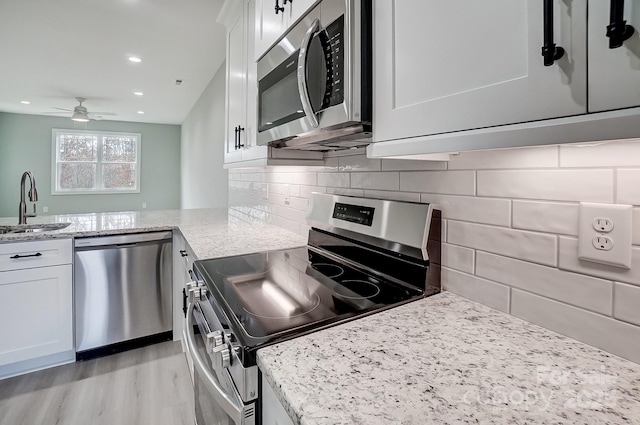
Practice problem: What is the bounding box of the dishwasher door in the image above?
[74,231,173,355]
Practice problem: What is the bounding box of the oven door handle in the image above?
[185,302,244,425]
[297,18,320,129]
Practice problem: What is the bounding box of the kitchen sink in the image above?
[0,222,71,234]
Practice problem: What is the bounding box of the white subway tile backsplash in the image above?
[381,158,447,171]
[267,172,316,186]
[229,140,640,364]
[350,172,399,191]
[400,171,475,195]
[512,201,579,236]
[476,252,612,314]
[510,289,640,364]
[477,169,614,202]
[338,155,381,172]
[442,268,510,313]
[325,187,364,197]
[614,282,640,326]
[617,169,640,205]
[299,185,326,199]
[558,237,640,286]
[448,146,558,170]
[317,173,350,188]
[420,194,511,226]
[448,221,557,266]
[560,139,640,167]
[362,190,421,202]
[442,243,475,274]
[288,196,309,211]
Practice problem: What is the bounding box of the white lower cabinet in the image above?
[262,376,294,425]
[0,239,74,378]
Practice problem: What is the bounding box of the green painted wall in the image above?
[0,112,181,218]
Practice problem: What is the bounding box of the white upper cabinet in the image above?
[588,0,640,112]
[225,7,247,163]
[255,0,318,60]
[256,0,288,60]
[374,0,587,143]
[220,0,323,167]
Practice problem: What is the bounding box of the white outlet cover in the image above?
[578,202,632,269]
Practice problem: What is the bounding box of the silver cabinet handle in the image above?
[297,18,321,129]
[185,302,244,425]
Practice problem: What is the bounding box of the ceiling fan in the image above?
[43,97,117,122]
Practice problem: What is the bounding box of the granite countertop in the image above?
[258,292,640,425]
[0,208,307,259]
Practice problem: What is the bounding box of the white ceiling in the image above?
[0,0,227,125]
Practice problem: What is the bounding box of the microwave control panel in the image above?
[320,15,345,110]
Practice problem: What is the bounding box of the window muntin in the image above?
[52,129,141,194]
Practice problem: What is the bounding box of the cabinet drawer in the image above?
[0,239,73,272]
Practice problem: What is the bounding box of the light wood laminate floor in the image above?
[0,341,194,425]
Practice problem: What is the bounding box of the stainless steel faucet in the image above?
[19,171,38,224]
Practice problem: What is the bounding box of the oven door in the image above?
[256,4,350,146]
[185,301,256,425]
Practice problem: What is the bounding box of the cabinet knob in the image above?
[275,0,284,14]
[541,0,565,67]
[606,0,635,49]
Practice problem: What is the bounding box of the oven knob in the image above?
[212,344,231,369]
[211,330,224,347]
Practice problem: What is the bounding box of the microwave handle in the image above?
[185,301,244,425]
[297,18,320,129]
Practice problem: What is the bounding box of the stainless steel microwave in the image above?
[256,0,371,151]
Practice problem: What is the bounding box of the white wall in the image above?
[228,140,640,364]
[181,62,228,209]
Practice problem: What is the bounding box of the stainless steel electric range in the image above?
[184,193,441,425]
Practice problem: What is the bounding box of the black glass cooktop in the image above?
[194,245,427,351]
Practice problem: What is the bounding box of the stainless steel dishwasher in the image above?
[74,231,172,359]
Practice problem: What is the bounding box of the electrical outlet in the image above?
[592,236,613,251]
[578,202,632,269]
[142,202,147,209]
[42,206,48,213]
[593,218,614,233]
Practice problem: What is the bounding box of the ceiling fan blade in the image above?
[42,111,72,115]
[51,107,74,112]
[88,112,118,116]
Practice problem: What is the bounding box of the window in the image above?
[52,129,141,194]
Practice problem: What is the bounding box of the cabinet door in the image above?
[588,0,640,112]
[287,0,316,27]
[245,0,258,151]
[255,0,288,60]
[0,265,73,366]
[261,376,294,425]
[374,0,587,143]
[226,10,247,163]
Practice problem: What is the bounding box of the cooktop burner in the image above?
[333,279,381,300]
[311,263,344,279]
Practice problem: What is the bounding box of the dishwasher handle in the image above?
[74,231,173,249]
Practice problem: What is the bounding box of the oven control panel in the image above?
[332,202,375,226]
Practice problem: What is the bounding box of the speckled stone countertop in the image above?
[0,208,307,259]
[258,292,640,425]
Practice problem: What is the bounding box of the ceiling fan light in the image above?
[71,111,89,122]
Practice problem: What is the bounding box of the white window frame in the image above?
[52,129,142,195]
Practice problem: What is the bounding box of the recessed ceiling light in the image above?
[137,111,144,114]
[128,56,142,63]
[20,100,31,104]
[133,91,144,96]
